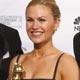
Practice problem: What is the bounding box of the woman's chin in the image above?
[30,38,42,44]
[32,40,41,44]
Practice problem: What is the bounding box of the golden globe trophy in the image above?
[12,62,24,80]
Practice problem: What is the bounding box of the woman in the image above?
[8,0,79,80]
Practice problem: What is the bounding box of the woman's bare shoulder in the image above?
[60,53,77,64]
[10,52,31,65]
[59,53,79,79]
[59,53,79,67]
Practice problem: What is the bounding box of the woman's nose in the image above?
[32,21,39,30]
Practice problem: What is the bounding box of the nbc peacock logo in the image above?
[74,16,80,31]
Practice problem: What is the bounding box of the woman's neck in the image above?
[33,40,57,57]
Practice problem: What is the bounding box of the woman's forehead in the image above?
[26,5,53,17]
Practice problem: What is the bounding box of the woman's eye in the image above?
[39,19,46,22]
[27,18,33,22]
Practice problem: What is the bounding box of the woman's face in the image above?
[26,5,60,44]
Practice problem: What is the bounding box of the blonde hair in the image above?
[25,0,61,20]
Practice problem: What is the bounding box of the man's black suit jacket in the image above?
[0,23,23,80]
[73,32,80,67]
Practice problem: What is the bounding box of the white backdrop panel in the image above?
[0,0,80,56]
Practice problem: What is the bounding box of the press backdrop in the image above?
[0,0,80,56]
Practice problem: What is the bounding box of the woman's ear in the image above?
[54,18,60,31]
